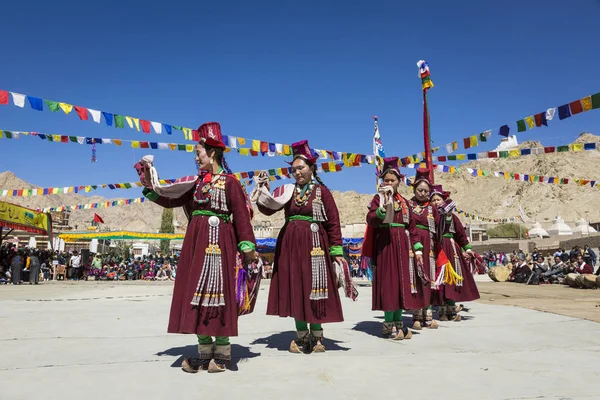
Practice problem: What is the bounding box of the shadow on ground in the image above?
[155,344,261,371]
[251,330,351,352]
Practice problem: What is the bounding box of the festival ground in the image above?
[1,280,599,400]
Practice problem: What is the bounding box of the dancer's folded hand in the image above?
[333,256,345,266]
[243,250,258,263]
[415,253,424,266]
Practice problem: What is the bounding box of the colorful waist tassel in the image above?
[191,217,225,307]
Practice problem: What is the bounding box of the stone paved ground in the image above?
[1,281,599,400]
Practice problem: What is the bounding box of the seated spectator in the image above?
[571,254,593,274]
[541,256,568,283]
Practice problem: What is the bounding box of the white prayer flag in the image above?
[77,137,85,144]
[89,109,102,123]
[11,92,26,107]
[546,107,557,121]
[229,137,237,149]
[158,143,169,150]
[151,122,162,134]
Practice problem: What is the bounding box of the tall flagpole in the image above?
[417,60,434,184]
[373,115,385,188]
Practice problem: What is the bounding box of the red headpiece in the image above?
[430,184,451,200]
[286,140,319,165]
[412,168,431,187]
[198,122,226,149]
[379,157,405,178]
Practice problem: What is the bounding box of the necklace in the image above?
[411,200,428,216]
[194,169,223,205]
[294,181,315,207]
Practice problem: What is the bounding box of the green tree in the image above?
[487,223,528,239]
[160,208,174,255]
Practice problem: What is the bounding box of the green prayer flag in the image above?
[499,151,509,158]
[517,119,526,132]
[47,135,53,141]
[268,169,276,176]
[123,183,132,188]
[69,136,77,142]
[91,186,97,189]
[591,92,600,109]
[114,115,125,128]
[557,145,569,152]
[44,100,60,112]
[483,170,489,176]
[456,167,462,173]
[448,155,457,161]
[178,144,186,151]
[172,125,182,131]
[479,133,487,142]
[4,131,12,139]
[533,176,539,182]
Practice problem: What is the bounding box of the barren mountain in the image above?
[1,132,599,232]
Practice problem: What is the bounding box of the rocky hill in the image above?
[1,132,599,231]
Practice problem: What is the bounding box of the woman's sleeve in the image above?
[366,195,384,227]
[321,187,343,257]
[227,178,256,252]
[142,183,195,209]
[453,214,471,251]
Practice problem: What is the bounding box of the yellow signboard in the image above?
[0,201,51,234]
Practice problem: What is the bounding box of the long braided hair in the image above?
[293,156,326,186]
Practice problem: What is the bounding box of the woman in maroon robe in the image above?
[365,157,424,340]
[407,168,439,330]
[254,140,345,354]
[139,122,257,373]
[430,185,480,321]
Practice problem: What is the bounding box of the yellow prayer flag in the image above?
[132,141,140,148]
[52,188,59,194]
[182,128,192,140]
[37,189,43,196]
[251,140,260,152]
[224,148,231,153]
[126,116,134,129]
[581,96,592,111]
[132,117,140,131]
[456,154,466,160]
[572,143,583,152]
[0,131,3,138]
[504,172,509,179]
[52,134,61,142]
[186,145,194,152]
[168,144,177,151]
[283,144,291,155]
[59,102,73,114]
[449,166,456,173]
[85,186,92,192]
[525,116,535,129]
[470,135,478,147]
[509,149,520,157]
[239,148,250,156]
[452,142,458,151]
[113,139,122,146]
[237,138,246,145]
[477,169,483,176]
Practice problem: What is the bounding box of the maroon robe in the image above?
[408,198,441,306]
[146,175,256,337]
[259,184,344,324]
[439,213,480,302]
[367,194,428,311]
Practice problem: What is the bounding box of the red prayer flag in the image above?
[463,137,471,149]
[74,106,89,120]
[61,136,68,143]
[140,142,149,148]
[563,178,569,184]
[140,120,151,133]
[0,90,8,105]
[539,176,545,183]
[192,130,199,141]
[487,152,498,158]
[569,100,583,115]
[534,113,543,127]
[514,173,520,180]
[250,150,258,156]
[93,213,104,224]
[260,142,268,153]
[544,146,555,153]
[437,156,447,162]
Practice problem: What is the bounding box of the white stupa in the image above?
[494,135,519,151]
[528,222,549,238]
[573,218,597,235]
[547,216,573,236]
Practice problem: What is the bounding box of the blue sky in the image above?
[1,0,600,202]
